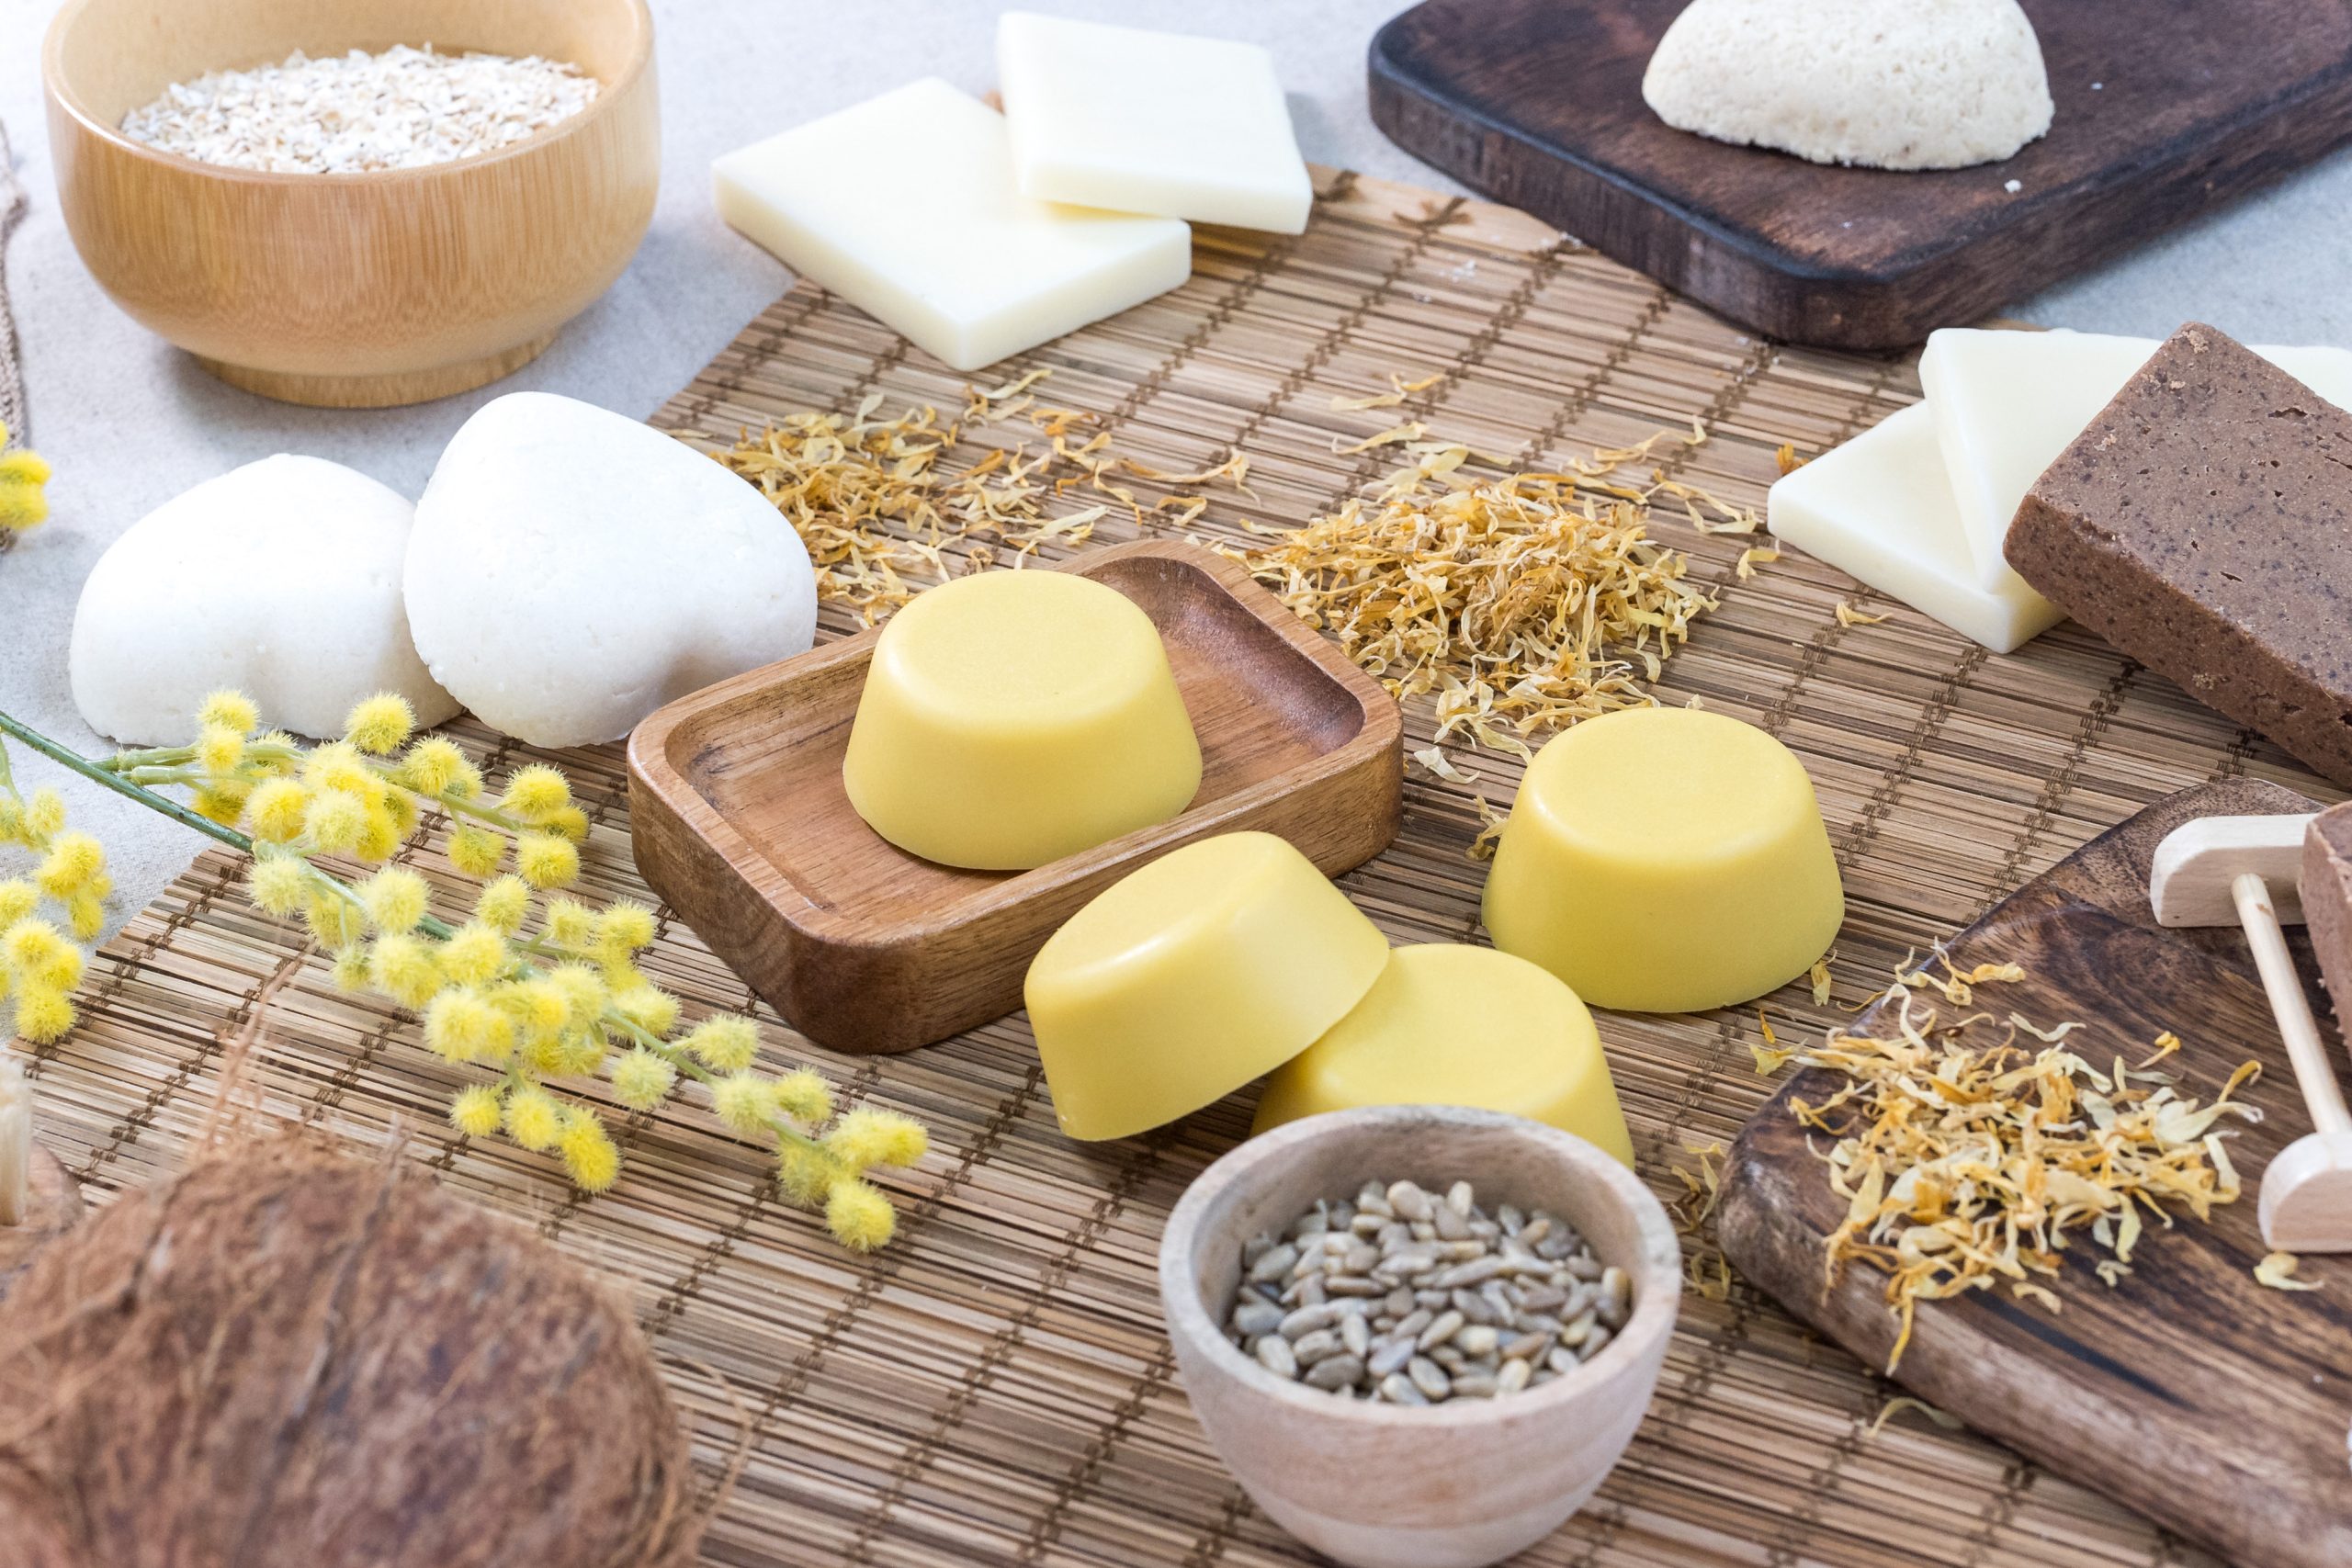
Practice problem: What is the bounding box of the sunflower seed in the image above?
[1254,1337,1298,1378]
[1231,1301,1283,1338]
[1305,1353,1365,1391]
[1387,1181,1433,1222]
[1248,1245,1297,1284]
[1407,1356,1453,1400]
[1379,1372,1429,1405]
[1417,1310,1464,1351]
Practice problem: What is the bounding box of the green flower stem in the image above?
[356,757,537,837]
[0,710,252,857]
[3,708,835,1168]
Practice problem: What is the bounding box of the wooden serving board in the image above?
[1720,779,2352,1568]
[1369,0,2352,348]
[628,541,1402,1055]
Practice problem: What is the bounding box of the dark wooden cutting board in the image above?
[1369,0,2352,349]
[1720,780,2352,1568]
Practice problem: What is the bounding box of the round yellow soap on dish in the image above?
[842,570,1203,870]
[1482,705,1842,1013]
[1025,831,1390,1142]
[1250,943,1634,1166]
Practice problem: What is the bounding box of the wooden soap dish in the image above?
[628,541,1404,1055]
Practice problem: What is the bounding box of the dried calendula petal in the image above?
[1836,601,1890,627]
[2256,1251,2324,1292]
[1751,1008,1794,1074]
[1809,954,1834,1007]
[1775,442,1807,477]
[1797,962,2259,1372]
[702,368,1254,626]
[1225,425,1748,757]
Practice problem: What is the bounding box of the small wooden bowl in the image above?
[1159,1106,1680,1568]
[42,0,660,408]
[628,540,1403,1055]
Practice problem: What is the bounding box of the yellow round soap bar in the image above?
[1482,706,1842,1013]
[1025,831,1390,1142]
[1251,944,1634,1165]
[842,570,1203,870]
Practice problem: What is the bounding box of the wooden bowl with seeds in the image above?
[1159,1104,1679,1568]
[41,0,659,408]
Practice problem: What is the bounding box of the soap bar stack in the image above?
[1768,328,2352,655]
[712,13,1312,371]
[2008,324,2352,787]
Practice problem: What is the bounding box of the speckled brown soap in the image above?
[2301,803,2352,1028]
[2007,323,2352,785]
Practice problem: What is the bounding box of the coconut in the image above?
[0,1141,701,1568]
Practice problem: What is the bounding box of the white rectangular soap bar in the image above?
[1769,403,2064,656]
[1921,328,2352,587]
[998,12,1313,234]
[712,78,1193,373]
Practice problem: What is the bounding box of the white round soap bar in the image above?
[404,392,818,748]
[1643,0,2052,172]
[69,455,458,743]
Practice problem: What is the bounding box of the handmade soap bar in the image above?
[1024,832,1390,1141]
[1483,706,1842,1013]
[2301,804,2352,1031]
[1921,328,2352,585]
[712,79,1193,372]
[843,570,1202,870]
[1252,944,1634,1166]
[997,12,1313,233]
[1768,403,2063,653]
[2007,324,2352,788]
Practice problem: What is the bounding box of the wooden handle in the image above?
[2233,871,2352,1137]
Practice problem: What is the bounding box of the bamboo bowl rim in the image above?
[40,0,655,187]
[1159,1103,1681,1430]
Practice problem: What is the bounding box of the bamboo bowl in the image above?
[42,0,660,408]
[1159,1106,1680,1568]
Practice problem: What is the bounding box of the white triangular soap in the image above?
[1768,404,2062,655]
[1920,329,2352,586]
[1642,0,2052,170]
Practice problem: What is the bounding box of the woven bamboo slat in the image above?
[19,166,2338,1566]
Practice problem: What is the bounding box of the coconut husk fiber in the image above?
[0,1137,702,1568]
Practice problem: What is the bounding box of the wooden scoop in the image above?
[2150,812,2352,1252]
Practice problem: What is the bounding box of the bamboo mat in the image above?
[21,167,2339,1567]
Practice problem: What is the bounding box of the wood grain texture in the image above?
[1719,779,2352,1568]
[40,0,660,407]
[628,540,1405,1056]
[1368,0,2352,348]
[0,1145,83,1299]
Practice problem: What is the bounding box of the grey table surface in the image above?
[4,0,2350,946]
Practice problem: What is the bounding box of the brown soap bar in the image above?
[2303,803,2352,1030]
[2007,323,2352,786]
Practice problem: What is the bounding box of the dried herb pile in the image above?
[1797,960,2260,1370]
[1221,421,1758,760]
[700,372,1243,625]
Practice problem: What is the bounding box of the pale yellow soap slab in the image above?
[842,570,1202,872]
[1921,327,2352,586]
[711,78,1193,372]
[998,12,1312,234]
[1769,402,2064,654]
[1484,707,1841,1015]
[1252,943,1634,1168]
[1025,831,1389,1142]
